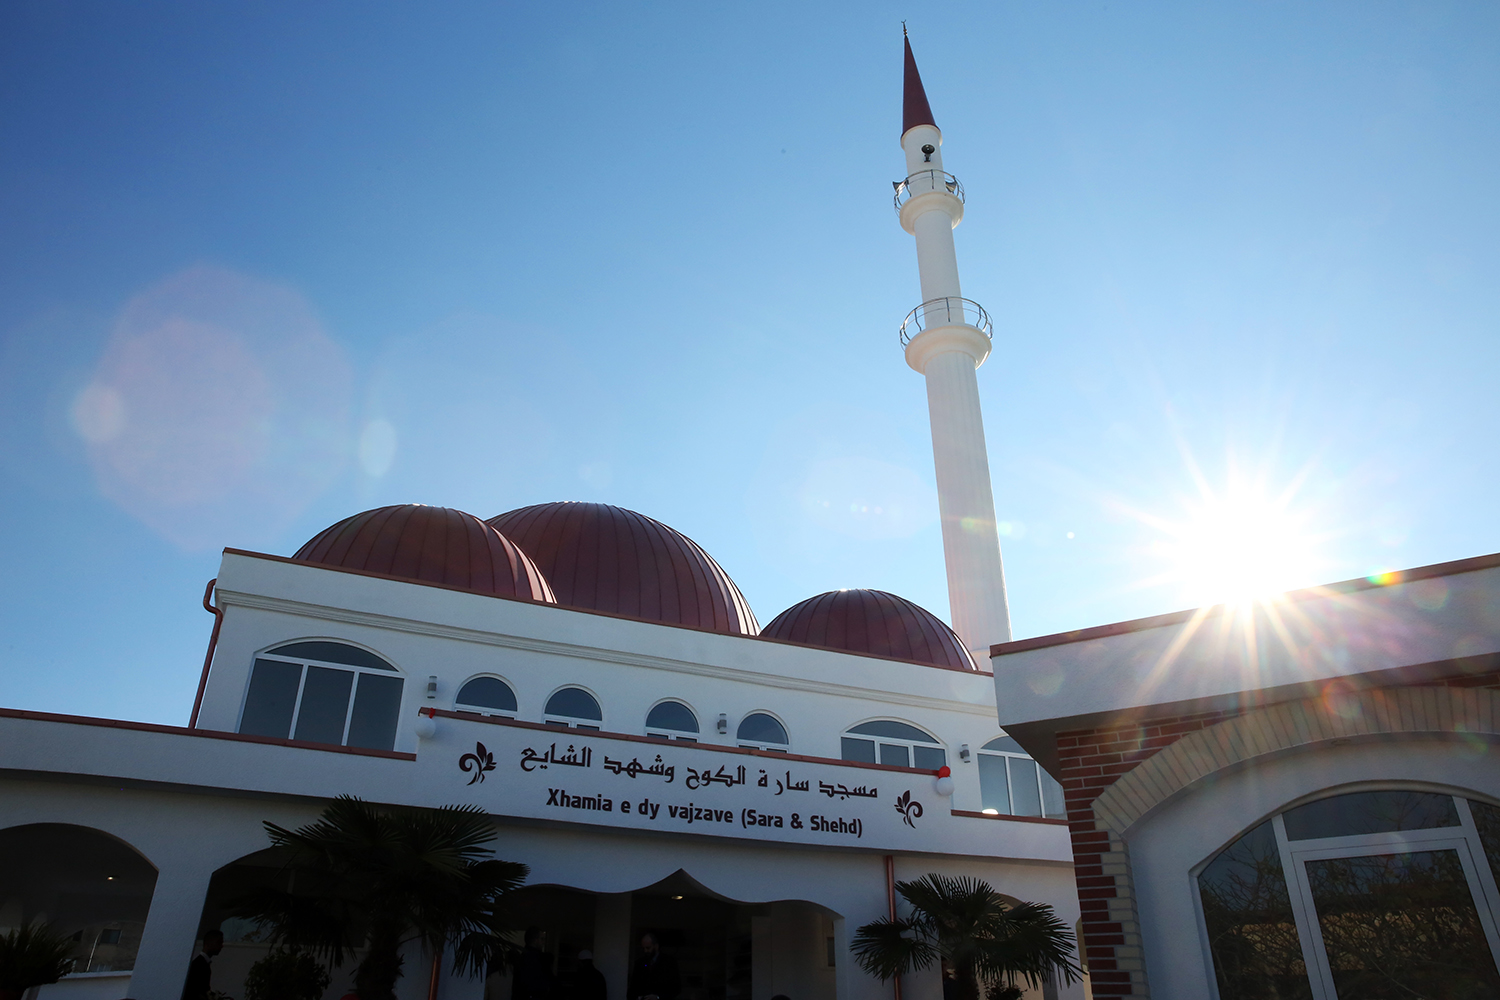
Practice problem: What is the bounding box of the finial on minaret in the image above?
[903,31,937,136]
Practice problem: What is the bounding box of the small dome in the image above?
[761,589,974,670]
[488,502,759,635]
[294,505,555,602]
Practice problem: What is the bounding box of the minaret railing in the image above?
[899,296,992,347]
[893,170,964,213]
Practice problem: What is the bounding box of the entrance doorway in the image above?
[493,871,837,1000]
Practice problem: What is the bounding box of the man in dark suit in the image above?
[628,933,679,1000]
[180,929,224,1000]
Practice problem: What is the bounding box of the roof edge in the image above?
[990,550,1500,658]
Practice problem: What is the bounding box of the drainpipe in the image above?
[188,579,223,729]
[885,855,902,1000]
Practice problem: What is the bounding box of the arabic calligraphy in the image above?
[603,754,676,783]
[819,781,879,800]
[459,742,496,785]
[685,764,748,790]
[519,743,593,772]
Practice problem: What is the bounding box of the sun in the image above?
[1147,475,1324,608]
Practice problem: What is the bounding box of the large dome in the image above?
[487,502,759,635]
[761,589,974,671]
[294,505,555,603]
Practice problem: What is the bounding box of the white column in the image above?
[922,349,1012,652]
[126,857,219,1000]
[593,892,633,1000]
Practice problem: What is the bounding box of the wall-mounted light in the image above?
[958,743,971,763]
[717,713,728,735]
[921,143,935,162]
[425,675,438,701]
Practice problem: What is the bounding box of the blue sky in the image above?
[2,2,1497,724]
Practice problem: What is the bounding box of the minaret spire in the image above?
[895,32,1013,655]
[902,31,936,135]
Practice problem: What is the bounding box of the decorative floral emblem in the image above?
[459,742,496,785]
[894,789,923,828]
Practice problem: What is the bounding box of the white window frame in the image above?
[841,721,946,770]
[1192,789,1500,1000]
[736,711,790,752]
[976,740,1062,818]
[542,685,603,731]
[453,674,518,719]
[239,648,403,748]
[644,699,699,742]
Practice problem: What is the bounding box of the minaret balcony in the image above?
[894,170,965,232]
[899,296,992,347]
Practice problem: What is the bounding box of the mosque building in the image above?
[7,31,1500,1000]
[0,36,1083,1000]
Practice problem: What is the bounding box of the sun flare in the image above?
[1147,478,1324,608]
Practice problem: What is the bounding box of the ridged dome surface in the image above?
[761,589,974,670]
[294,505,555,602]
[487,502,759,635]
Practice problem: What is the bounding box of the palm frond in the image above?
[851,917,936,981]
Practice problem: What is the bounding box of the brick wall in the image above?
[1055,668,1500,998]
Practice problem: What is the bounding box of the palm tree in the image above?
[236,795,528,1000]
[0,921,77,1000]
[852,874,1080,1000]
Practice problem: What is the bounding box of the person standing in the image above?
[568,949,607,1000]
[627,932,679,1000]
[514,927,556,1000]
[180,929,224,1000]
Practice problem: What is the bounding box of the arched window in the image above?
[544,687,602,730]
[645,701,699,742]
[1199,790,1500,999]
[977,736,1065,819]
[842,720,946,770]
[455,676,517,717]
[239,641,404,751]
[736,712,788,752]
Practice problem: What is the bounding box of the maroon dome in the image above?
[487,502,759,635]
[761,590,974,670]
[294,505,555,602]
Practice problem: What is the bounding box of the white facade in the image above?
[0,549,1083,1000]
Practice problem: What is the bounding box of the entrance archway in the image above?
[491,871,839,1000]
[0,824,159,983]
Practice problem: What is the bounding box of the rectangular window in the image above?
[878,743,911,768]
[240,659,302,738]
[347,672,403,750]
[294,666,354,744]
[826,936,836,967]
[978,753,1011,814]
[841,737,877,763]
[1041,771,1067,819]
[1008,757,1042,817]
[913,745,947,771]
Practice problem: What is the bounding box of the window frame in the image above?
[644,699,700,742]
[976,736,1065,818]
[542,685,603,731]
[1191,787,1500,1000]
[736,711,790,752]
[841,720,947,770]
[453,674,519,719]
[238,641,404,750]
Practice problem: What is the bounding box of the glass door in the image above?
[1285,831,1500,999]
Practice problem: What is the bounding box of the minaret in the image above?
[896,31,1013,653]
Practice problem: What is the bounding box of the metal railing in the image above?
[899,297,993,347]
[893,170,964,214]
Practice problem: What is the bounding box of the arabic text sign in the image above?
[435,718,942,851]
